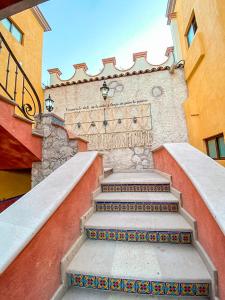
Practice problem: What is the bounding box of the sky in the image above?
[40,0,172,86]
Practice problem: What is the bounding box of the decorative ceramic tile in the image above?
[152,281,165,295]
[127,231,137,242]
[180,232,192,243]
[108,230,117,241]
[128,203,137,211]
[95,201,178,213]
[97,276,109,290]
[123,279,136,293]
[170,233,180,243]
[112,204,120,211]
[98,230,107,240]
[84,275,96,289]
[68,274,210,297]
[101,184,170,193]
[195,283,210,296]
[165,282,179,296]
[120,203,129,211]
[117,231,127,241]
[109,278,123,291]
[148,232,158,242]
[137,231,147,242]
[86,229,192,244]
[180,283,195,296]
[71,274,84,287]
[158,232,170,243]
[87,229,97,239]
[135,280,150,294]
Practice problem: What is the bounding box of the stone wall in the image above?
[45,53,188,170]
[32,114,78,187]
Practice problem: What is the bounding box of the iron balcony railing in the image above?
[0,31,42,121]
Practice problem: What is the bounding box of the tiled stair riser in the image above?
[101,184,170,193]
[86,229,192,244]
[68,274,210,297]
[95,202,178,212]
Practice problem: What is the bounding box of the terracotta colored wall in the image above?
[0,154,103,300]
[77,139,88,152]
[0,98,42,163]
[173,0,225,167]
[153,148,225,299]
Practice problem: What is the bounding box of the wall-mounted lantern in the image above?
[133,116,137,124]
[77,122,81,128]
[118,118,122,124]
[91,121,96,127]
[45,94,54,112]
[100,81,109,100]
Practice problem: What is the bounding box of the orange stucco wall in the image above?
[0,154,102,300]
[0,97,42,164]
[77,139,88,152]
[153,148,225,299]
[173,0,225,167]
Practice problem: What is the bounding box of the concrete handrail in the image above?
[0,151,99,274]
[153,143,225,235]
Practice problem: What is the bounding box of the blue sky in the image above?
[40,0,172,85]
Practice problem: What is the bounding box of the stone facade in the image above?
[32,114,78,187]
[45,52,188,170]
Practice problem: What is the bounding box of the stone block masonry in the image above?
[32,114,78,187]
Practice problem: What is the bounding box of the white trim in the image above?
[31,6,51,32]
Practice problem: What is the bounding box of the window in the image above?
[187,15,197,47]
[205,134,225,160]
[1,18,23,44]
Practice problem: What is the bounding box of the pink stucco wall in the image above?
[153,148,225,299]
[0,154,102,300]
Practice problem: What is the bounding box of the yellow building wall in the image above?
[0,170,31,200]
[0,8,45,115]
[0,9,45,200]
[174,0,225,167]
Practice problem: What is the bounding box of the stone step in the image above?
[104,168,113,178]
[101,172,170,193]
[85,212,192,244]
[66,240,211,297]
[101,172,170,185]
[95,192,178,203]
[62,287,209,299]
[95,192,179,212]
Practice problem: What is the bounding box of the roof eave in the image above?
[31,6,51,32]
[166,0,176,25]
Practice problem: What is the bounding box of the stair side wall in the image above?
[0,154,103,300]
[153,147,224,299]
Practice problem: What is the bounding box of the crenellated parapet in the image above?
[47,48,176,87]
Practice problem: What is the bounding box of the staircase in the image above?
[62,170,212,299]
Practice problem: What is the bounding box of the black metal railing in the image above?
[0,32,42,121]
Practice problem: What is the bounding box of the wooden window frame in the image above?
[205,134,225,160]
[1,18,23,44]
[185,11,198,48]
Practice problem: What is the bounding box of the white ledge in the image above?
[159,143,225,235]
[0,151,98,274]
